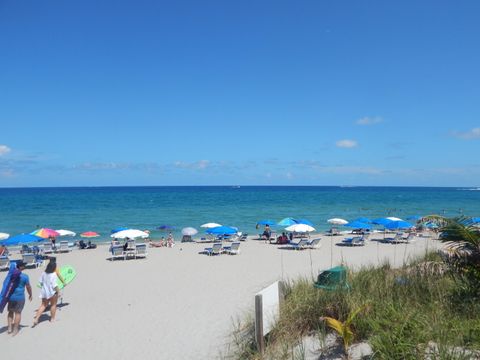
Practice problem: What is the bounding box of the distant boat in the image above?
[231,186,241,189]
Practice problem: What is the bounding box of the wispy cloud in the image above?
[0,145,11,156]
[174,160,210,170]
[356,116,383,126]
[452,127,480,140]
[336,139,358,148]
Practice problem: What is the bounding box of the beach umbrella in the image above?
[1,233,43,246]
[256,220,276,226]
[158,225,175,231]
[327,218,348,225]
[344,221,372,230]
[80,231,100,238]
[111,227,129,234]
[206,226,237,235]
[111,229,149,239]
[182,227,198,236]
[385,220,413,230]
[31,228,60,239]
[56,229,76,237]
[277,217,298,227]
[0,233,9,241]
[297,219,314,226]
[353,217,372,224]
[200,223,222,228]
[372,218,393,226]
[285,224,316,233]
[386,217,403,221]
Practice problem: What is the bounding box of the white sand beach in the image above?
[1,234,440,359]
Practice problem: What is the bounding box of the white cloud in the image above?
[174,160,210,170]
[0,145,11,156]
[356,116,383,126]
[336,139,358,148]
[453,127,480,140]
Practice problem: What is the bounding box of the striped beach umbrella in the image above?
[80,231,100,238]
[31,228,60,239]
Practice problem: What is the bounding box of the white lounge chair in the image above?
[204,243,223,256]
[110,246,125,261]
[43,242,54,254]
[57,240,71,253]
[136,243,147,259]
[289,239,309,250]
[306,238,322,249]
[22,253,41,268]
[223,242,240,255]
[0,256,9,271]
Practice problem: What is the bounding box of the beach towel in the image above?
[0,263,21,313]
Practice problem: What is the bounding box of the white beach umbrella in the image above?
[182,227,198,236]
[386,217,403,221]
[327,218,348,225]
[0,233,9,241]
[285,224,316,233]
[111,229,149,239]
[200,223,222,228]
[56,229,76,237]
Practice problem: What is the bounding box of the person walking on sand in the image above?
[5,260,32,336]
[33,261,59,326]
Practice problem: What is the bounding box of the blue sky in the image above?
[0,0,479,187]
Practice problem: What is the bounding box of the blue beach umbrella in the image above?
[344,221,372,230]
[0,233,43,246]
[463,217,480,225]
[257,220,276,226]
[206,226,238,235]
[385,220,413,230]
[277,218,298,227]
[111,227,129,234]
[372,218,393,226]
[297,219,314,226]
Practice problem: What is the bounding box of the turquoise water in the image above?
[0,186,479,240]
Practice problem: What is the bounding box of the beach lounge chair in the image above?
[181,235,193,243]
[342,235,365,246]
[306,238,322,249]
[203,242,223,256]
[385,233,403,244]
[135,243,147,259]
[22,253,42,268]
[314,266,350,290]
[43,242,54,254]
[239,233,248,241]
[57,240,71,253]
[0,256,9,271]
[289,239,309,250]
[110,246,126,261]
[223,242,240,255]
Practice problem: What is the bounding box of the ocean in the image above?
[0,186,479,240]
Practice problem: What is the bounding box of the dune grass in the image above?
[226,253,480,359]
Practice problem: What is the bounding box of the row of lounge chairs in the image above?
[0,253,44,271]
[202,242,241,256]
[110,241,147,261]
[340,232,416,246]
[285,238,322,250]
